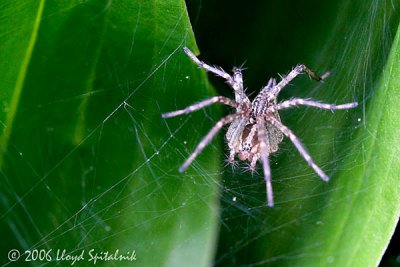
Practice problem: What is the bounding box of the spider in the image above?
[162,47,358,207]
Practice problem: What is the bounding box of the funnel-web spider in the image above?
[162,47,358,207]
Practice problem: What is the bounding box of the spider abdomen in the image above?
[238,124,260,161]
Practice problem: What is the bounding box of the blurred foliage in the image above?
[0,1,219,266]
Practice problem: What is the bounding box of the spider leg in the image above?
[226,154,239,170]
[256,118,274,207]
[231,67,250,104]
[184,47,251,105]
[266,115,329,182]
[250,154,259,172]
[183,47,233,83]
[229,150,236,164]
[252,78,278,117]
[162,96,237,118]
[270,64,329,97]
[272,98,358,112]
[179,113,243,173]
[266,77,277,88]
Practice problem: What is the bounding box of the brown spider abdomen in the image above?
[237,124,261,161]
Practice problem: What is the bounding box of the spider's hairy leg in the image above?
[270,64,329,97]
[272,98,358,112]
[251,78,277,117]
[256,118,274,207]
[226,117,248,167]
[249,155,259,172]
[179,113,243,173]
[266,77,277,88]
[231,67,251,104]
[183,47,233,83]
[183,47,250,105]
[266,115,329,182]
[226,152,239,171]
[300,65,327,81]
[256,78,276,97]
[229,150,236,164]
[162,96,237,118]
[232,67,243,85]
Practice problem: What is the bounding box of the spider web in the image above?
[188,1,400,266]
[0,0,399,267]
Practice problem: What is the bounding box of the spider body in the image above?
[162,47,358,207]
[226,78,283,169]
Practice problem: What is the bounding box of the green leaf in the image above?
[291,20,400,267]
[0,1,220,266]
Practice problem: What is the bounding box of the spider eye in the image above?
[242,142,251,151]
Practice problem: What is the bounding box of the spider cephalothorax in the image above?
[226,77,283,169]
[162,47,358,207]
